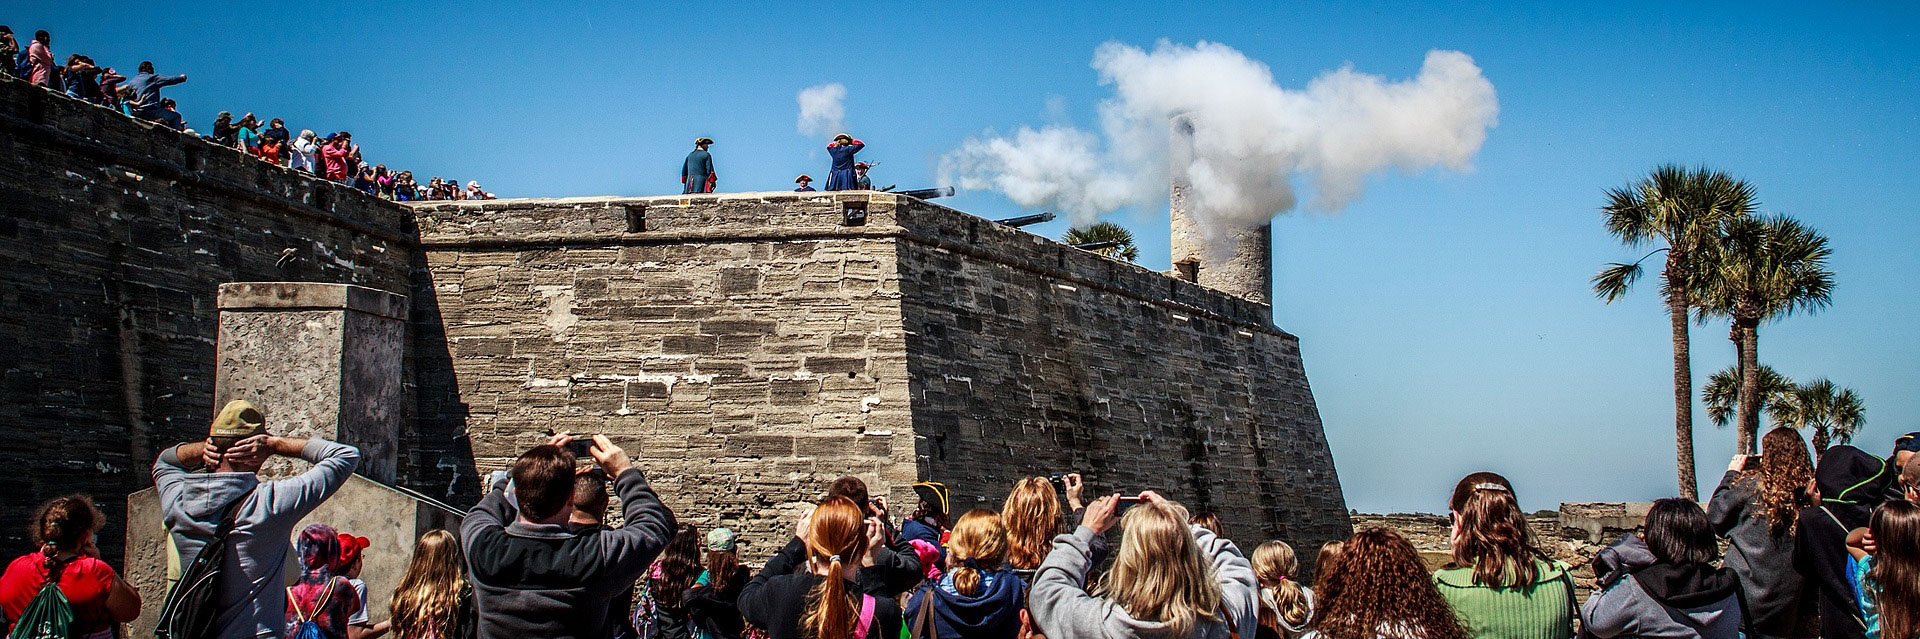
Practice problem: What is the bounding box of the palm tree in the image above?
[1063,222,1140,262]
[1593,165,1756,499]
[1697,215,1834,454]
[1772,378,1865,451]
[1702,364,1793,440]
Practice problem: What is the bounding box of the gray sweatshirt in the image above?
[1580,572,1741,639]
[1029,525,1259,639]
[1705,470,1806,638]
[153,439,362,639]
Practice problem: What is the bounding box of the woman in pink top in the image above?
[320,137,353,182]
[26,31,55,87]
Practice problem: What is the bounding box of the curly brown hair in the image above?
[1313,528,1466,639]
[1745,427,1813,536]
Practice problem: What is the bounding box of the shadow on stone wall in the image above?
[408,251,481,506]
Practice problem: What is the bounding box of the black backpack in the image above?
[154,490,254,639]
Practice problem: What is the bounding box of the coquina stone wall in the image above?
[413,193,1351,556]
[0,77,414,560]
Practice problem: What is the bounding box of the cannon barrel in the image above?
[1071,239,1125,252]
[993,211,1055,228]
[893,186,955,200]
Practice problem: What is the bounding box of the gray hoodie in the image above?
[153,439,362,639]
[1029,525,1259,639]
[1706,470,1807,638]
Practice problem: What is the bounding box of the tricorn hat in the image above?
[796,175,813,183]
[210,400,266,438]
[833,133,852,143]
[695,137,714,146]
[854,162,870,170]
[912,481,950,516]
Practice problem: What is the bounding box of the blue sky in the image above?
[18,2,1917,514]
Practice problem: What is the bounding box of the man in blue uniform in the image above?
[824,133,863,191]
[794,175,816,192]
[682,137,715,194]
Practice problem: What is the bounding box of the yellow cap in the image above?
[209,400,266,438]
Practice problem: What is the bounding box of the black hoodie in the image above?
[1794,445,1891,639]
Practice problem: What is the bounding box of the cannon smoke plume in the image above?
[796,83,848,137]
[940,41,1500,242]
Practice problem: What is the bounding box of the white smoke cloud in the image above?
[796,83,847,138]
[940,41,1499,231]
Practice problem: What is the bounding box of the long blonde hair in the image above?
[1002,477,1058,571]
[1096,499,1221,636]
[1253,541,1310,634]
[802,498,869,639]
[390,530,466,639]
[948,509,1011,595]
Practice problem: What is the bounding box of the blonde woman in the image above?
[907,509,1027,638]
[389,530,471,639]
[1251,541,1313,639]
[1004,477,1061,578]
[1029,491,1258,639]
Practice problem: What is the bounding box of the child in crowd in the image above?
[1433,472,1574,639]
[389,530,472,639]
[286,524,363,639]
[906,509,1027,639]
[0,495,141,639]
[1251,541,1312,639]
[336,533,390,639]
[686,527,749,639]
[646,525,705,639]
[1848,500,1919,639]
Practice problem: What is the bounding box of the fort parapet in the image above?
[0,74,1349,564]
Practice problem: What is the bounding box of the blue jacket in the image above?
[905,567,1027,639]
[125,71,186,109]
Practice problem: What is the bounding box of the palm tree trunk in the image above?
[1736,320,1762,456]
[1668,289,1698,500]
[1813,424,1831,452]
[1730,325,1752,455]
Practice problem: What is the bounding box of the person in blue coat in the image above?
[794,175,816,192]
[905,509,1027,639]
[823,133,863,191]
[682,137,716,194]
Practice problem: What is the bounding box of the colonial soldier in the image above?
[794,175,816,192]
[853,162,872,190]
[681,137,716,194]
[824,133,863,191]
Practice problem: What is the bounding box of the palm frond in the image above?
[1592,263,1644,303]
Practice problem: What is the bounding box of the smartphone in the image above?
[1115,496,1146,514]
[566,438,595,458]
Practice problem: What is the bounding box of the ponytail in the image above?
[946,509,1009,597]
[30,495,102,583]
[801,498,867,639]
[1252,541,1310,635]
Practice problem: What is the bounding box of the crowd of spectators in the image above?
[1,25,493,202]
[3,398,1915,639]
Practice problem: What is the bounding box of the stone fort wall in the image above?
[0,77,415,559]
[414,193,1351,554]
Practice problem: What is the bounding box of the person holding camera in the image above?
[151,400,364,639]
[1706,427,1816,639]
[460,431,675,639]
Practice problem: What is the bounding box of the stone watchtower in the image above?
[1169,115,1275,305]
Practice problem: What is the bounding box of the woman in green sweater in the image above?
[1432,472,1576,639]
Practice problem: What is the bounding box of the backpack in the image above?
[287,578,341,639]
[155,489,255,639]
[6,558,75,639]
